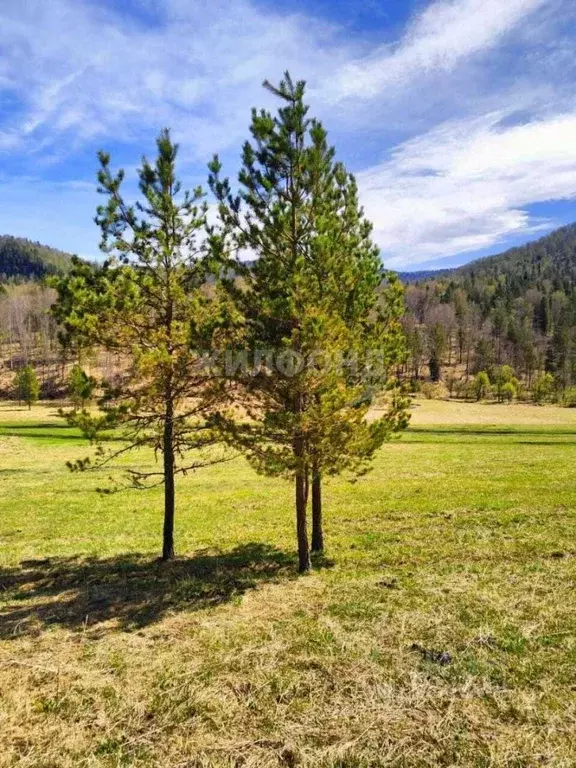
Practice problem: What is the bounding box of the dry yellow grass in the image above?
[402,397,576,426]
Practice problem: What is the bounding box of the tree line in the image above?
[0,283,60,385]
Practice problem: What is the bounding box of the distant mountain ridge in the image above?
[396,269,452,283]
[397,223,576,290]
[0,235,74,281]
[3,222,576,290]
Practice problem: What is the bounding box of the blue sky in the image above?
[1,0,576,270]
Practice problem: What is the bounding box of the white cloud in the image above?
[358,111,576,268]
[3,0,553,159]
[329,0,548,101]
[0,0,348,159]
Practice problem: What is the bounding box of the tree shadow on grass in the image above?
[0,428,82,441]
[0,468,38,475]
[0,423,73,429]
[0,544,333,639]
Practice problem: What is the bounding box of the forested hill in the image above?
[401,223,576,394]
[450,223,576,293]
[0,235,74,281]
[402,223,576,294]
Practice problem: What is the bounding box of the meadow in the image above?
[1,400,575,767]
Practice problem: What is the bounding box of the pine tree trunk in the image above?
[311,468,323,553]
[162,400,175,561]
[295,472,311,572]
[294,436,311,573]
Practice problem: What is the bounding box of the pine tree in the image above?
[209,73,407,571]
[427,323,446,381]
[51,130,232,560]
[538,294,551,336]
[68,364,97,408]
[14,365,40,409]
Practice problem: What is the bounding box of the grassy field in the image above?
[1,399,575,766]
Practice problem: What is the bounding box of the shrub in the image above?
[420,381,447,400]
[532,373,554,404]
[561,387,576,408]
[501,382,516,402]
[420,382,435,399]
[444,372,459,397]
[473,371,491,401]
[515,380,528,401]
[493,365,516,402]
[454,378,469,399]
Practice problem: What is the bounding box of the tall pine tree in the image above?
[210,74,407,571]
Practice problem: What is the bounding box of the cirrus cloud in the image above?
[358,110,576,268]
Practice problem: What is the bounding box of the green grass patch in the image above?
[0,404,575,766]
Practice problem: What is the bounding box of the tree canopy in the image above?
[209,73,408,571]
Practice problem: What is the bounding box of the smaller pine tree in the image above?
[68,364,96,408]
[51,129,234,561]
[15,365,40,409]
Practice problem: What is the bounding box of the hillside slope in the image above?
[450,223,576,295]
[401,223,576,391]
[0,235,74,281]
[401,223,576,293]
